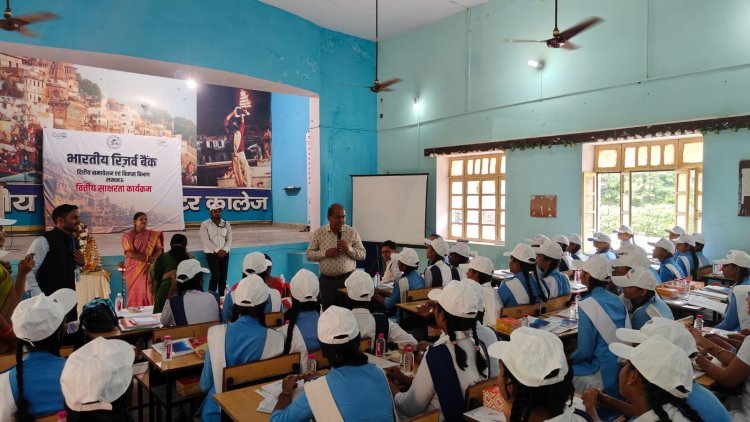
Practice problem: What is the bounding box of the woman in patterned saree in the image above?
[122,212,163,307]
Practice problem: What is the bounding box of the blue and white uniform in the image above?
[596,250,617,260]
[696,251,711,268]
[657,257,685,283]
[221,287,283,322]
[279,310,320,351]
[715,276,750,332]
[674,252,696,276]
[384,271,425,310]
[537,269,572,300]
[423,260,458,288]
[498,272,538,306]
[0,352,67,419]
[687,382,730,422]
[630,294,674,330]
[270,364,395,422]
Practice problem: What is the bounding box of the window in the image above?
[448,153,505,242]
[584,138,703,251]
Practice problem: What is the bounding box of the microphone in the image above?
[337,231,343,241]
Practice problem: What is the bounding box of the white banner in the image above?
[42,129,184,233]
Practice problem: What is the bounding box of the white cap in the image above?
[572,255,611,281]
[609,335,693,398]
[674,234,695,247]
[12,289,77,343]
[461,279,485,312]
[611,267,657,291]
[615,317,698,358]
[233,275,270,307]
[534,240,563,260]
[345,270,375,301]
[715,250,750,269]
[567,233,582,245]
[428,280,479,319]
[290,268,320,302]
[396,247,419,267]
[424,237,449,257]
[648,238,676,254]
[693,233,705,244]
[616,242,647,256]
[551,235,569,246]
[317,306,360,345]
[615,225,634,235]
[488,327,568,387]
[503,243,537,264]
[61,337,135,411]
[0,218,16,226]
[611,250,652,269]
[667,226,686,236]
[176,259,210,283]
[587,232,612,245]
[242,252,272,275]
[468,256,495,276]
[449,242,474,258]
[524,234,550,247]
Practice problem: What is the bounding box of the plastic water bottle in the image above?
[305,353,317,374]
[521,314,529,327]
[115,293,123,313]
[401,345,415,376]
[574,269,581,283]
[57,410,67,422]
[570,298,579,319]
[164,335,173,361]
[694,314,704,331]
[375,333,386,357]
[374,272,381,286]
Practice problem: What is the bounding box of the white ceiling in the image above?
[260,0,488,40]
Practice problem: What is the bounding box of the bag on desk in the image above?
[80,297,118,333]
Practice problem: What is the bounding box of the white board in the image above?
[352,174,428,245]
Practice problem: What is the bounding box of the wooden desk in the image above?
[703,273,735,286]
[142,347,206,421]
[696,374,717,389]
[396,300,433,319]
[84,325,155,344]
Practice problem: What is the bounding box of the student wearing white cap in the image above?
[552,235,575,273]
[222,252,284,322]
[585,318,729,422]
[667,225,686,241]
[423,237,457,288]
[615,224,634,246]
[374,248,425,314]
[648,238,685,282]
[692,233,711,267]
[566,234,585,261]
[569,255,630,398]
[60,337,135,421]
[199,275,307,421]
[271,306,395,421]
[673,234,698,277]
[611,267,673,329]
[611,249,661,283]
[488,328,590,422]
[458,280,501,379]
[466,256,503,328]
[343,270,417,347]
[499,243,540,307]
[278,268,322,352]
[534,240,572,302]
[448,242,473,280]
[0,288,77,420]
[160,259,221,327]
[525,234,551,248]
[588,232,616,260]
[714,250,750,332]
[388,281,491,420]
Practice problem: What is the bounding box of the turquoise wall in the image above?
[271,93,309,224]
[377,0,750,266]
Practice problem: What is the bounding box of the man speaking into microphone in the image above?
[306,203,366,309]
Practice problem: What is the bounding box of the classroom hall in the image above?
[1,0,750,421]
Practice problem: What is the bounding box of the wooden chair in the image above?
[543,295,571,313]
[222,352,301,392]
[677,315,695,326]
[59,345,74,358]
[403,409,440,422]
[35,414,59,422]
[465,378,498,410]
[265,311,283,327]
[0,353,15,372]
[500,303,538,319]
[151,320,217,344]
[310,337,372,370]
[694,265,713,281]
[406,287,435,302]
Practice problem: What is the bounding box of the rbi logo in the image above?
[50,132,67,139]
[106,135,122,149]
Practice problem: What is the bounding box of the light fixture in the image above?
[413,97,421,112]
[185,79,198,89]
[527,59,544,69]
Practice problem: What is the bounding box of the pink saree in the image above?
[122,229,163,307]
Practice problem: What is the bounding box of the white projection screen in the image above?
[351,174,428,245]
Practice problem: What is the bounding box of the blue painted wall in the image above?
[270,93,309,224]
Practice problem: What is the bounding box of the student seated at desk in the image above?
[466,256,503,327]
[448,243,474,280]
[423,237,456,288]
[674,234,698,277]
[344,270,417,348]
[648,238,685,282]
[615,224,635,249]
[388,281,490,421]
[60,337,135,422]
[160,259,220,327]
[534,240,572,301]
[199,275,307,422]
[570,255,630,398]
[499,243,539,307]
[611,267,673,329]
[222,252,284,322]
[588,232,617,260]
[667,225,686,241]
[458,280,500,378]
[567,233,586,261]
[713,250,750,332]
[0,288,77,420]
[693,233,711,267]
[279,269,321,353]
[553,235,575,272]
[271,306,395,422]
[585,318,730,422]
[374,248,425,312]
[488,328,590,422]
[611,249,661,283]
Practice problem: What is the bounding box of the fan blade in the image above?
[558,17,602,40]
[503,38,547,44]
[560,41,579,50]
[16,26,38,37]
[377,78,402,89]
[14,12,58,25]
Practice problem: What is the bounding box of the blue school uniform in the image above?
[687,382,731,422]
[222,290,282,322]
[570,286,629,398]
[631,295,674,330]
[384,271,425,310]
[4,352,66,417]
[293,310,320,351]
[498,272,538,306]
[537,269,572,300]
[658,257,685,283]
[597,249,617,260]
[696,251,711,268]
[675,252,696,276]
[715,276,750,332]
[270,364,395,422]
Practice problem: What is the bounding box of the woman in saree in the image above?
[122,212,163,307]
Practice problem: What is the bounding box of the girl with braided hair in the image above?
[499,243,542,306]
[278,269,321,353]
[534,240,572,302]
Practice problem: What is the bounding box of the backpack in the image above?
[80,297,119,333]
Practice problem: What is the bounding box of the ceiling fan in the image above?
[0,0,57,37]
[504,0,602,50]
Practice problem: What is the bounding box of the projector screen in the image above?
[351,174,428,245]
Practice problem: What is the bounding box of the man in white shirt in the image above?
[380,240,398,284]
[199,206,232,295]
